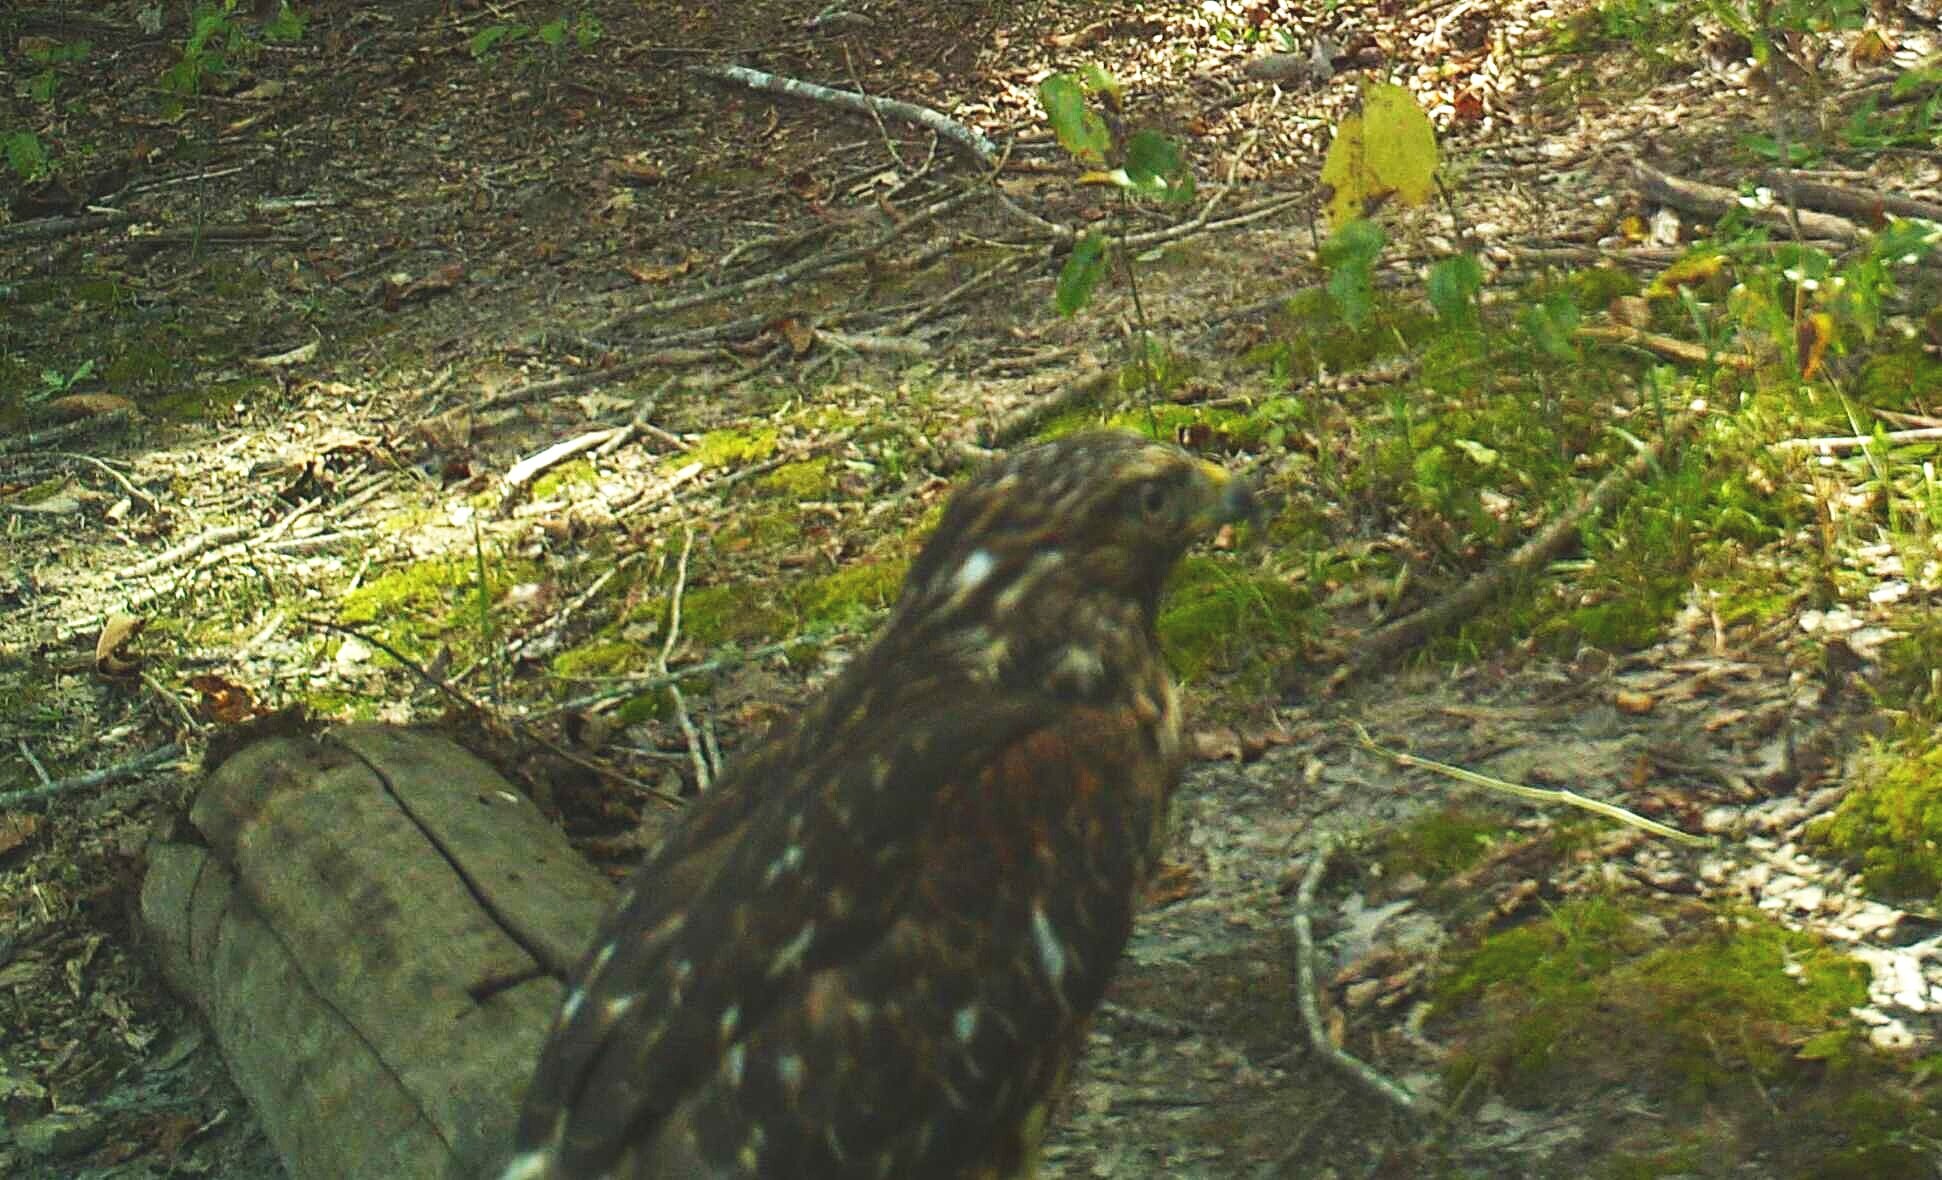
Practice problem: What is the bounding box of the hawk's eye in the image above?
[1138,480,1170,519]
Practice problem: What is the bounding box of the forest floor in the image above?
[4,0,1942,1176]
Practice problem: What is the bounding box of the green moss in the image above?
[531,458,598,501]
[1854,347,1942,411]
[294,686,384,721]
[1376,806,1514,883]
[153,376,271,421]
[660,585,795,648]
[338,554,537,659]
[1812,735,1942,901]
[714,510,803,553]
[102,345,177,389]
[549,636,646,682]
[1158,556,1308,684]
[1873,613,1942,719]
[1561,266,1643,312]
[1259,288,1441,379]
[677,426,779,473]
[1436,898,1868,1110]
[793,558,907,626]
[757,458,835,499]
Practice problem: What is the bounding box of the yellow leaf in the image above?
[1797,311,1835,380]
[1318,82,1439,230]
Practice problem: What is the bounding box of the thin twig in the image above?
[0,743,185,810]
[47,451,158,513]
[532,631,834,717]
[1352,724,1713,846]
[591,185,989,336]
[1293,843,1423,1119]
[299,617,485,716]
[656,528,712,792]
[1333,411,1701,687]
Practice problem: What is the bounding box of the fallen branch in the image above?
[498,426,627,511]
[0,742,184,810]
[0,408,136,456]
[1334,411,1702,687]
[1574,324,1756,370]
[691,63,997,166]
[1634,162,1855,242]
[0,210,138,244]
[1292,843,1423,1119]
[1758,170,1942,225]
[1770,425,1942,453]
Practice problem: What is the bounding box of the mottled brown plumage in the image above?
[503,431,1255,1179]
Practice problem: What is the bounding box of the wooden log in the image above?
[140,724,616,1180]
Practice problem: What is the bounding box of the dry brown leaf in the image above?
[771,316,817,357]
[0,812,39,856]
[1850,28,1893,67]
[1614,689,1655,715]
[624,257,693,284]
[1797,311,1834,380]
[1192,726,1243,761]
[44,393,136,421]
[189,674,264,725]
[610,155,664,185]
[1144,859,1200,907]
[95,613,147,677]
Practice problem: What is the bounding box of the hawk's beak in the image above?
[1193,461,1260,533]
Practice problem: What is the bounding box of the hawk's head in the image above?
[886,430,1257,699]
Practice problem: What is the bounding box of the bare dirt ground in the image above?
[5,0,1942,1177]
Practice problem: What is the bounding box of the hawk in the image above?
[503,430,1257,1179]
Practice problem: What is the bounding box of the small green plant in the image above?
[1035,68,1195,404]
[1843,64,1941,151]
[162,1,304,96]
[472,10,602,64]
[1037,68,1196,319]
[32,359,95,405]
[1318,218,1385,328]
[2,130,50,182]
[24,38,91,103]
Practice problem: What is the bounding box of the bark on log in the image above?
[140,725,616,1180]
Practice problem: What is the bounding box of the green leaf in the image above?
[1318,81,1439,229]
[1079,64,1122,106]
[1039,74,1111,166]
[1451,438,1499,467]
[1124,130,1195,204]
[264,4,306,42]
[470,24,526,58]
[30,70,58,103]
[1427,254,1483,323]
[537,19,567,48]
[1892,65,1942,99]
[1794,1028,1852,1061]
[4,131,49,182]
[1519,296,1581,361]
[1320,219,1384,329]
[1056,232,1109,316]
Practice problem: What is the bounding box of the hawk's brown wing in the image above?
[509,676,1173,1179]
